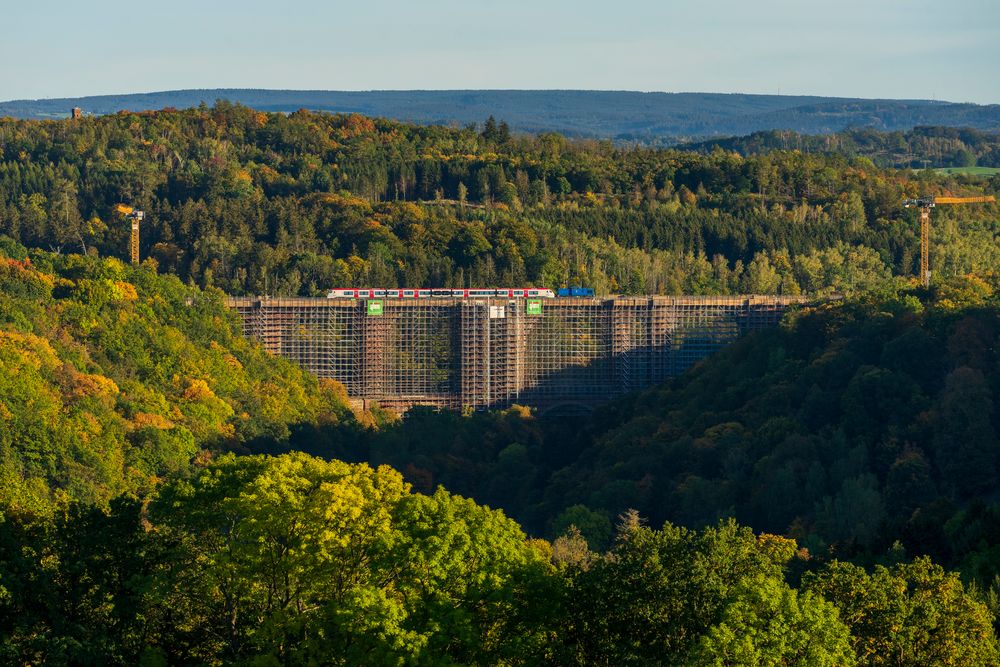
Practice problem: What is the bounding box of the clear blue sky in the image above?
[3,0,998,103]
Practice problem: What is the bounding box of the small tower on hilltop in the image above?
[71,107,82,119]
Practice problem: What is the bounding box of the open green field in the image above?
[933,166,1000,176]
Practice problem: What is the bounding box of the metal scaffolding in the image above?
[227,295,808,413]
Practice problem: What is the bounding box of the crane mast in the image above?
[114,204,145,265]
[130,215,142,265]
[902,196,995,288]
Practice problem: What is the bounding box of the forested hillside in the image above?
[682,125,1000,169]
[0,104,998,296]
[544,284,1000,567]
[0,239,355,516]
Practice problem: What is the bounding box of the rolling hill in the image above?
[2,89,999,142]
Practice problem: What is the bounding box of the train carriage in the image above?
[326,288,556,299]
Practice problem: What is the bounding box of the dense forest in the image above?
[5,107,1000,663]
[6,450,997,665]
[0,239,360,515]
[0,104,997,297]
[682,125,1000,169]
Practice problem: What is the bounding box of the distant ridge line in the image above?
[2,89,998,143]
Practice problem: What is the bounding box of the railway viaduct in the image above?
[228,295,809,413]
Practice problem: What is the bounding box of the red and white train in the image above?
[326,288,556,299]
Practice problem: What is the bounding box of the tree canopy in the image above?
[0,238,355,516]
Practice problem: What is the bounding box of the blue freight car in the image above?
[557,286,595,297]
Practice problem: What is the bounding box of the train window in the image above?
[452,290,465,297]
[513,290,524,297]
[432,289,450,297]
[374,290,386,297]
[403,290,415,297]
[417,290,430,297]
[359,290,370,297]
[528,290,539,296]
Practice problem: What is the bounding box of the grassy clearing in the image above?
[933,166,1000,176]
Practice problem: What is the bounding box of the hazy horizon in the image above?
[0,87,975,106]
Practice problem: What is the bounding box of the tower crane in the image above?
[114,204,145,265]
[902,195,996,288]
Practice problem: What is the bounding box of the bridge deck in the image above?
[226,295,808,413]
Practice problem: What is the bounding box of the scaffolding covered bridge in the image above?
[227,295,807,413]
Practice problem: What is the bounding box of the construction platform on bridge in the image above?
[227,295,808,413]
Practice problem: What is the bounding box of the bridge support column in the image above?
[360,302,389,406]
[460,302,491,410]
